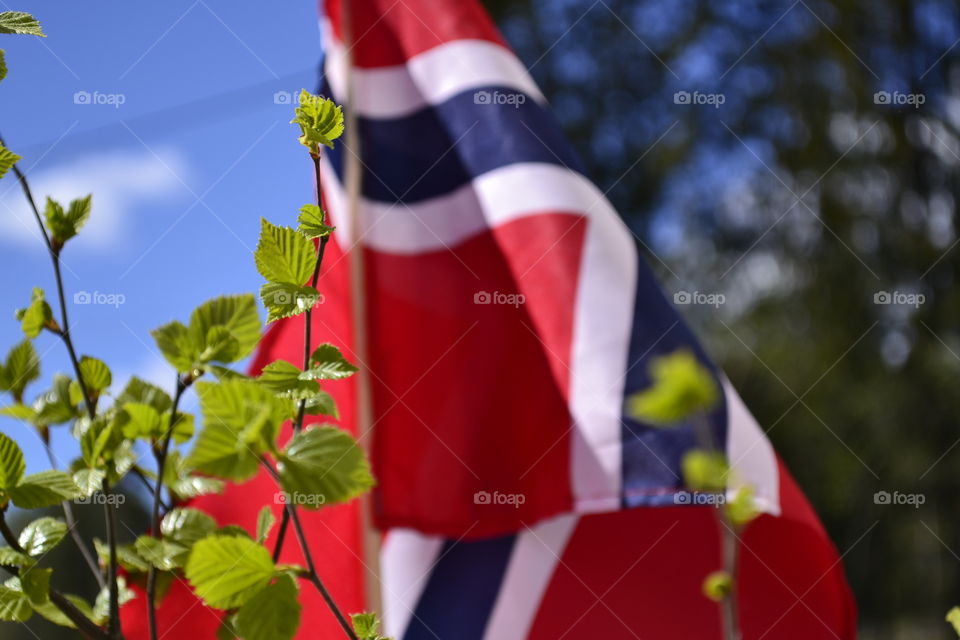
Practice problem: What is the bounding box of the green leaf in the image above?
[726,485,760,527]
[116,376,172,413]
[73,468,106,498]
[948,606,960,636]
[0,12,45,37]
[0,431,25,492]
[189,294,261,364]
[260,282,321,323]
[93,576,134,625]
[121,402,161,439]
[352,612,389,640]
[303,390,339,418]
[0,547,30,567]
[78,356,111,393]
[234,573,301,640]
[255,218,317,285]
[0,144,19,181]
[681,450,729,492]
[278,426,374,508]
[0,404,35,421]
[185,535,275,609]
[188,380,291,481]
[18,517,67,557]
[297,204,335,239]
[4,340,40,401]
[151,320,196,372]
[44,195,91,244]
[301,343,358,381]
[255,506,276,544]
[32,374,79,424]
[627,350,719,426]
[257,360,320,398]
[161,507,217,547]
[94,539,149,574]
[0,50,6,83]
[20,566,51,605]
[163,450,225,500]
[291,91,344,154]
[135,535,188,571]
[32,593,93,629]
[702,570,733,602]
[16,287,52,339]
[0,585,31,621]
[10,470,79,508]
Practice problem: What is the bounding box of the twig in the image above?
[102,479,121,639]
[273,154,330,563]
[40,434,105,588]
[146,374,190,640]
[261,462,357,640]
[0,509,109,639]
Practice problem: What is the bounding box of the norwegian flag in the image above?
[122,0,857,638]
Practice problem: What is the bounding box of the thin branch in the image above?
[273,154,330,563]
[261,462,358,640]
[146,374,191,640]
[3,133,123,638]
[0,509,109,640]
[40,433,105,588]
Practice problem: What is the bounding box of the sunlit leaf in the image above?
[185,535,275,609]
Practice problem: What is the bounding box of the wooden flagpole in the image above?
[340,0,383,616]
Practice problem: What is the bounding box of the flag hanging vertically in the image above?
[123,0,857,638]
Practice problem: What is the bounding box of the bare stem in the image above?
[692,412,740,640]
[146,374,190,640]
[40,435,105,588]
[262,463,357,640]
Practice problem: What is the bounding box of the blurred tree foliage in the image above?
[485,0,960,637]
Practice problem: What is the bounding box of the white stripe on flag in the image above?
[323,22,545,119]
[723,377,781,515]
[482,515,579,640]
[380,529,445,639]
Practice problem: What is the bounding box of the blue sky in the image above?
[0,1,325,475]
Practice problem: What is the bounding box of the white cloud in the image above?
[0,147,189,249]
